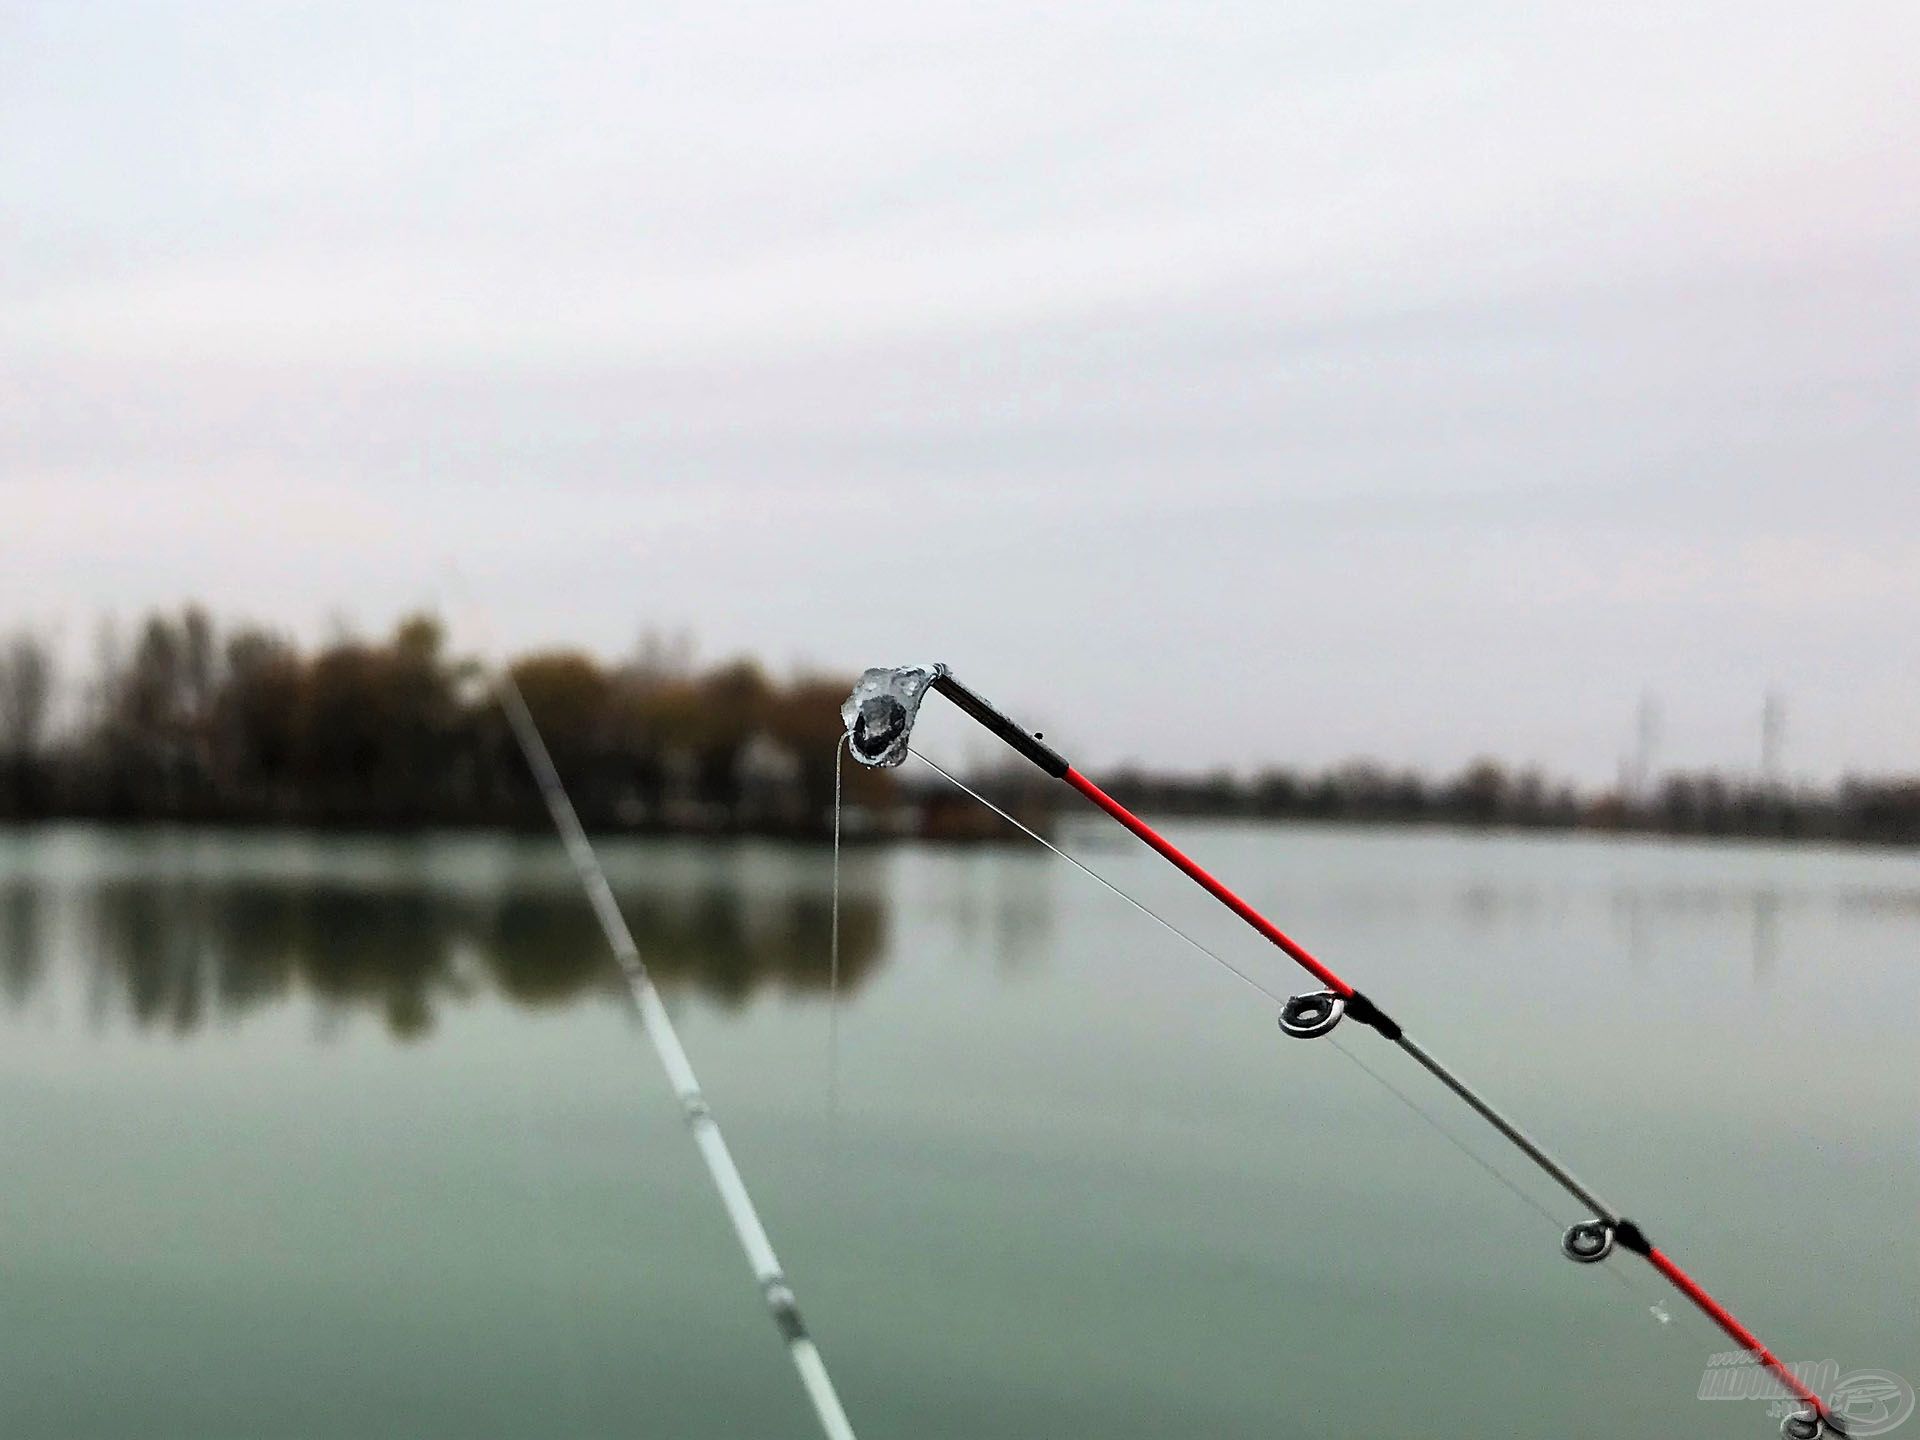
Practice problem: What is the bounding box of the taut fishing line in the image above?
[1327,1037,1662,1312]
[908,748,1287,1008]
[910,744,1622,1278]
[844,663,1844,1439]
[907,741,1669,1311]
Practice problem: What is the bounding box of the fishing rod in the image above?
[841,663,1843,1440]
[495,671,858,1440]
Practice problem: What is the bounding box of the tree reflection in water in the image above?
[0,867,886,1040]
[0,877,43,1008]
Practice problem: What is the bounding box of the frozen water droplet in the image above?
[841,664,940,768]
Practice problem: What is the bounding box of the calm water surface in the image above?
[0,821,1913,1439]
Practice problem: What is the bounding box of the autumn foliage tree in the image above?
[18,606,887,833]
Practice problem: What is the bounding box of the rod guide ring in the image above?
[1561,1220,1615,1263]
[1278,990,1346,1039]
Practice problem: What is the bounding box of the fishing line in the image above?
[908,748,1287,1007]
[1328,1040,1655,1308]
[1326,1033,1562,1232]
[910,739,1668,1333]
[911,744,1589,1255]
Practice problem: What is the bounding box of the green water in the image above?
[0,822,1912,1439]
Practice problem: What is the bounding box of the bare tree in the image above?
[0,632,53,759]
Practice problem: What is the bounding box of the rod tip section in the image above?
[841,665,941,768]
[928,670,1070,777]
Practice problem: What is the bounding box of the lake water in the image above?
[0,820,1913,1439]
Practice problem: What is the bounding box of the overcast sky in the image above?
[5,1,1916,781]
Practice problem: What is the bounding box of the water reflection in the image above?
[0,878,43,1006]
[4,828,1909,1043]
[1751,890,1779,981]
[0,871,886,1040]
[1607,884,1814,983]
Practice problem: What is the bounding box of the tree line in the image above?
[1094,758,1920,846]
[0,606,888,834]
[0,606,1914,845]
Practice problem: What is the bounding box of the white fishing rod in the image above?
[494,671,857,1440]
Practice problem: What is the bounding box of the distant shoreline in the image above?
[2,605,1913,850]
[2,803,1913,854]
